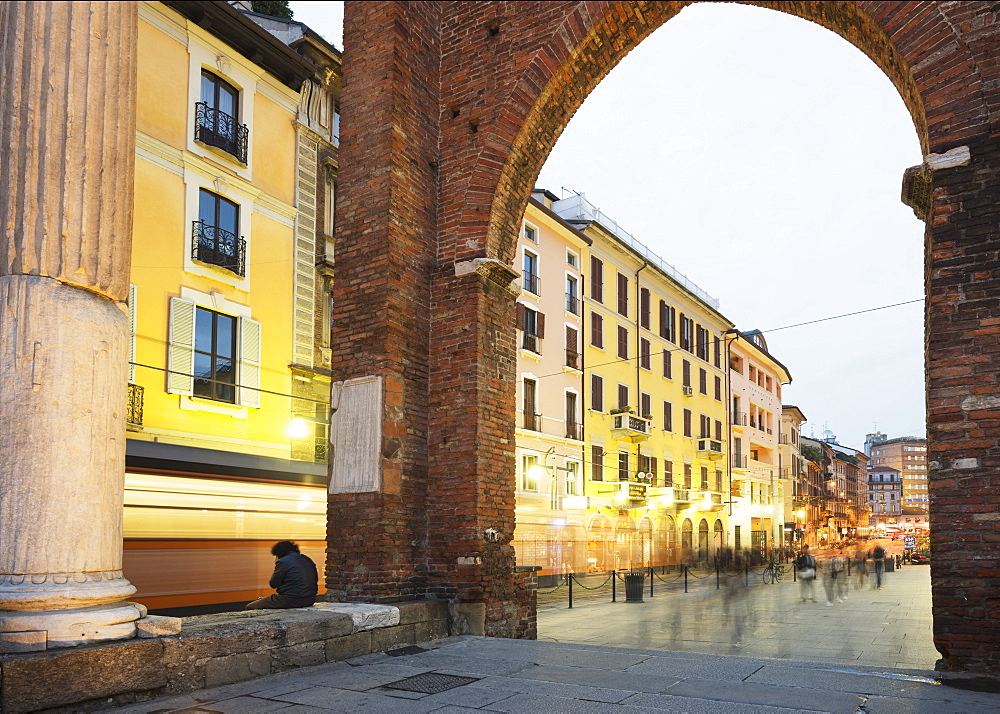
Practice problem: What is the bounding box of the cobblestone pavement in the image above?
[109,630,1000,713]
[539,562,936,669]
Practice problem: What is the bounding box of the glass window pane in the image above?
[198,190,215,225]
[193,352,212,398]
[216,315,235,359]
[195,308,213,352]
[219,85,236,118]
[218,199,238,234]
[200,73,215,106]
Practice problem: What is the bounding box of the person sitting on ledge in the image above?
[246,540,318,610]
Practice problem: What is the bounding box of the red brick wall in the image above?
[336,1,1000,665]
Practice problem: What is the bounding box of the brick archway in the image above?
[333,1,1000,671]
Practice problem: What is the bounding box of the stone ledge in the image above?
[0,599,450,713]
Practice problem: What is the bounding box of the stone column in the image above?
[0,1,140,649]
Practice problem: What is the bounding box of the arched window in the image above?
[195,70,248,163]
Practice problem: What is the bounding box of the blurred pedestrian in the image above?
[794,545,817,603]
[872,544,886,589]
[853,548,868,590]
[823,553,845,606]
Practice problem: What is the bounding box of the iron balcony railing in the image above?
[565,423,583,441]
[127,383,144,428]
[523,412,541,431]
[732,411,747,426]
[194,102,249,163]
[522,270,540,295]
[565,349,581,370]
[612,413,649,434]
[193,220,245,276]
[565,293,580,314]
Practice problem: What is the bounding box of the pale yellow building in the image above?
[125,1,339,611]
[513,192,733,574]
[727,331,791,556]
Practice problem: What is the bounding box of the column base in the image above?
[0,601,142,649]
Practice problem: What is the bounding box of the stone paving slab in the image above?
[105,628,1000,713]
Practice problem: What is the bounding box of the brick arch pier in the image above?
[331,1,1000,671]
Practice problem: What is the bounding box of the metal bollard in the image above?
[716,557,720,589]
[649,566,654,597]
[684,565,688,593]
[568,573,573,609]
[612,570,617,602]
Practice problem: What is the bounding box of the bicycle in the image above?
[762,561,784,585]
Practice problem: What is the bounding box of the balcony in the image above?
[194,102,249,164]
[522,271,540,295]
[127,383,144,429]
[565,293,579,315]
[565,423,583,441]
[523,412,541,431]
[565,349,581,370]
[192,220,245,276]
[611,412,650,443]
[693,490,724,511]
[732,411,747,427]
[696,438,724,460]
[521,332,540,354]
[732,454,748,469]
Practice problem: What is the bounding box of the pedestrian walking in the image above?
[872,544,886,589]
[853,548,868,590]
[794,545,817,603]
[823,554,845,606]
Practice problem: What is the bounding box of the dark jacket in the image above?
[269,552,318,606]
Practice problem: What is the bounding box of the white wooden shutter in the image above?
[128,284,137,383]
[239,317,262,408]
[167,297,196,395]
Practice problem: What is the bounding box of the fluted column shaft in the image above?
[0,1,140,649]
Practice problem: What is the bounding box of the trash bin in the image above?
[885,557,895,573]
[624,571,645,603]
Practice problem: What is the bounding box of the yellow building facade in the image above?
[125,1,339,611]
[514,192,733,574]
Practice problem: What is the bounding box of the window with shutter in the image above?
[592,445,604,481]
[700,414,711,438]
[650,457,658,486]
[523,378,538,430]
[663,350,672,379]
[714,375,722,401]
[617,325,628,360]
[591,374,604,411]
[591,311,603,348]
[167,297,197,396]
[683,408,692,437]
[713,336,721,367]
[660,302,676,342]
[618,383,629,410]
[682,359,691,388]
[640,392,651,418]
[639,337,651,370]
[699,368,707,394]
[590,256,603,302]
[238,317,261,408]
[663,401,673,431]
[617,273,628,316]
[566,325,580,369]
[618,451,629,481]
[715,419,723,441]
[684,463,692,488]
[639,287,650,329]
[664,460,673,487]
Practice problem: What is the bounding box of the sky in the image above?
[288,1,926,451]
